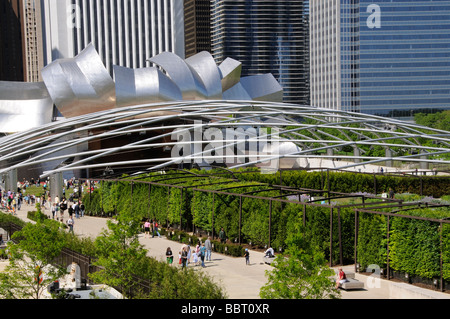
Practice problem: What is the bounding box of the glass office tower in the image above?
[211,0,310,105]
[311,0,450,118]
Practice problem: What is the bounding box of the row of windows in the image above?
[360,89,450,96]
[360,80,450,87]
[359,5,450,13]
[359,71,450,77]
[360,61,450,68]
[360,52,450,59]
[360,43,450,50]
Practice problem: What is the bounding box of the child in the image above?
[192,249,199,266]
[244,248,250,265]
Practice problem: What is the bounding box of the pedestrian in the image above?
[186,245,191,265]
[74,201,80,218]
[59,198,67,222]
[79,201,85,217]
[68,204,74,218]
[181,247,188,270]
[144,219,151,238]
[244,248,250,265]
[55,201,59,219]
[51,203,56,219]
[166,247,173,264]
[192,248,199,266]
[67,216,74,234]
[219,227,226,244]
[152,219,161,238]
[388,187,395,199]
[200,243,206,268]
[205,236,212,261]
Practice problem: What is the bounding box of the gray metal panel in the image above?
[147,51,202,100]
[185,51,223,100]
[114,65,182,107]
[218,57,242,92]
[0,81,53,133]
[42,43,116,118]
[222,82,252,101]
[239,74,283,102]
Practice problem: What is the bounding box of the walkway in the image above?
[6,203,450,299]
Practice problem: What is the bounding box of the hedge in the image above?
[357,207,450,282]
[81,169,450,284]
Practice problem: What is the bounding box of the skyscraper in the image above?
[41,0,185,75]
[211,0,310,105]
[310,0,450,118]
[184,0,211,58]
[0,0,44,82]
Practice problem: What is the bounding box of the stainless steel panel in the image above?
[0,81,53,133]
[185,51,222,100]
[148,51,202,100]
[239,74,283,102]
[42,44,116,118]
[218,57,242,92]
[114,65,182,107]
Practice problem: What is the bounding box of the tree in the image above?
[0,221,67,299]
[89,209,148,298]
[259,227,340,299]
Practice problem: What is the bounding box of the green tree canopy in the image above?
[259,227,340,299]
[0,220,67,299]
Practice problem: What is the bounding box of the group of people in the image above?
[143,219,161,238]
[49,196,85,233]
[165,236,214,270]
[0,189,22,214]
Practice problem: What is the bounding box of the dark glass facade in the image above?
[211,0,310,105]
[357,0,450,117]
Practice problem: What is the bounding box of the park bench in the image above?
[335,270,365,290]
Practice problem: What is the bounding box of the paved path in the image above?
[6,203,450,299]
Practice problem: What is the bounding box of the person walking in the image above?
[59,198,67,222]
[244,248,250,265]
[74,201,80,218]
[166,247,174,264]
[200,243,206,268]
[79,201,85,217]
[204,236,212,261]
[51,203,56,220]
[219,227,226,244]
[67,216,74,234]
[152,219,161,238]
[144,219,151,238]
[181,246,188,270]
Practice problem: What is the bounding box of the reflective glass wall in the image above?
[358,0,450,117]
[211,0,310,105]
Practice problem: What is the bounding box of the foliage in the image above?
[81,169,450,285]
[389,209,445,280]
[259,228,340,299]
[356,213,387,270]
[414,110,450,132]
[0,219,67,299]
[89,208,149,298]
